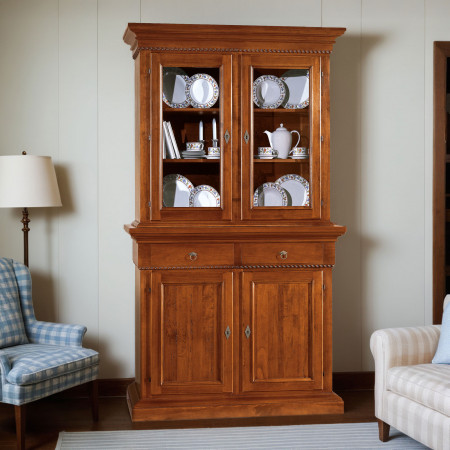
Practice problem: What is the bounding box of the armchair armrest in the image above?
[370,325,441,417]
[26,321,87,347]
[0,351,11,377]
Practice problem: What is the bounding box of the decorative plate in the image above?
[253,75,286,109]
[185,74,219,108]
[162,174,194,207]
[275,174,310,206]
[253,182,288,207]
[280,69,309,109]
[162,68,190,108]
[189,185,221,207]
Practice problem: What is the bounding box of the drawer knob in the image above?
[188,252,198,261]
[279,250,288,260]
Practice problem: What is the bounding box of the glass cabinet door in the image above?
[241,54,322,221]
[150,53,232,221]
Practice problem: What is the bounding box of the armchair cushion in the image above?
[433,302,450,364]
[0,258,28,348]
[2,344,98,386]
[387,363,450,416]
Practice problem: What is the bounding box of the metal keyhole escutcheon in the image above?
[244,325,251,339]
[225,326,231,339]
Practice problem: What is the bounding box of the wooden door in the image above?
[149,270,234,395]
[241,270,323,392]
[240,54,324,221]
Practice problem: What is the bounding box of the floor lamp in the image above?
[0,152,62,267]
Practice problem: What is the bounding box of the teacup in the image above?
[186,141,204,151]
[289,147,309,158]
[257,147,278,158]
[207,147,220,156]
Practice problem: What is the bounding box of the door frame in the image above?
[433,42,450,323]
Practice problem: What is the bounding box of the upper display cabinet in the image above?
[123,23,345,226]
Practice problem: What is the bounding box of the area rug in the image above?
[56,422,426,449]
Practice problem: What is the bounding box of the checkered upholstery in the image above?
[0,258,28,347]
[370,296,450,450]
[0,258,99,406]
[11,259,86,347]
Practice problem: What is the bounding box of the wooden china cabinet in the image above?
[124,23,346,422]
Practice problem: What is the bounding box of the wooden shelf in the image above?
[253,158,309,163]
[163,159,219,163]
[163,107,220,114]
[253,108,309,114]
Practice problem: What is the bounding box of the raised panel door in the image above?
[241,270,323,392]
[150,270,234,395]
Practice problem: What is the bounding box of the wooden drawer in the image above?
[241,242,333,265]
[150,243,234,267]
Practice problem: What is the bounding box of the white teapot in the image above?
[264,124,301,159]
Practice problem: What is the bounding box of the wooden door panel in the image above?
[242,271,323,392]
[151,271,233,395]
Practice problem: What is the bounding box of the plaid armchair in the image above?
[0,257,99,449]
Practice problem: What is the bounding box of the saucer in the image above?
[289,155,309,159]
[255,155,275,159]
[205,155,220,159]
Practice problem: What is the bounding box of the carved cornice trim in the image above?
[138,264,334,271]
[137,46,332,54]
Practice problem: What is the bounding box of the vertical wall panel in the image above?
[0,0,60,321]
[58,0,99,349]
[141,0,321,26]
[98,0,140,378]
[322,0,362,371]
[360,0,425,369]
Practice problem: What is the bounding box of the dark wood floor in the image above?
[0,390,375,449]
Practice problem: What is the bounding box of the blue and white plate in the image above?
[253,75,286,109]
[275,174,310,206]
[162,68,190,108]
[185,74,219,108]
[253,182,288,207]
[162,174,194,207]
[189,185,220,207]
[280,69,309,109]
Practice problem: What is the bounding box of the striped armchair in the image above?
[0,258,99,450]
[370,296,450,450]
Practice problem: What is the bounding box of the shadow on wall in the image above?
[330,32,383,372]
[28,164,75,324]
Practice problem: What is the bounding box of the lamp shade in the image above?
[0,155,62,208]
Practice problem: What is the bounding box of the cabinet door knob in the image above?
[188,252,198,261]
[279,250,288,260]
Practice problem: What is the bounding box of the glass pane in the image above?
[161,66,221,208]
[252,67,311,208]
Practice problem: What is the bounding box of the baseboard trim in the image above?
[333,372,374,391]
[56,373,373,399]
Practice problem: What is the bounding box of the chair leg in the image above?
[14,404,26,450]
[378,419,390,442]
[88,379,99,422]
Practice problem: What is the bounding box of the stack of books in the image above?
[162,121,180,159]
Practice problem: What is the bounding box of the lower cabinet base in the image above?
[127,382,344,422]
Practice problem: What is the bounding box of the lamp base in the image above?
[21,207,29,267]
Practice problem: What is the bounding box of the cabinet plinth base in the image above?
[127,383,344,422]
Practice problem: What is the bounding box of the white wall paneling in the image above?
[0,0,445,376]
[323,0,362,372]
[58,0,99,350]
[97,0,139,378]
